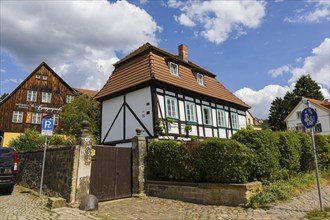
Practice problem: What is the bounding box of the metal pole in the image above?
[311,129,323,211]
[39,136,48,195]
[307,100,323,211]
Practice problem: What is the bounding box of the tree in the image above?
[61,93,100,142]
[0,93,9,102]
[268,75,324,131]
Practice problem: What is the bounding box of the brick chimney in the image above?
[178,44,188,62]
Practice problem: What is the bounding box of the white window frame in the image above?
[231,113,239,130]
[12,111,23,123]
[197,73,204,85]
[36,74,41,79]
[42,92,52,103]
[185,101,196,122]
[296,111,301,119]
[217,109,226,127]
[165,96,178,119]
[169,62,179,76]
[42,75,48,80]
[66,95,74,103]
[27,90,37,102]
[32,112,42,124]
[202,106,212,126]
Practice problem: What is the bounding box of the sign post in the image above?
[301,100,323,211]
[39,114,54,195]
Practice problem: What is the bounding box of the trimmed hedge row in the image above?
[147,130,330,184]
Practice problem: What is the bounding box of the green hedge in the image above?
[148,139,253,183]
[147,132,330,184]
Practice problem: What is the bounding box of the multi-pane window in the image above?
[53,114,59,126]
[169,62,179,76]
[12,111,23,123]
[185,102,196,122]
[231,113,239,129]
[32,113,42,124]
[197,73,204,85]
[314,123,322,133]
[42,92,52,103]
[202,106,212,125]
[27,90,37,102]
[66,95,74,103]
[217,109,226,127]
[165,96,178,119]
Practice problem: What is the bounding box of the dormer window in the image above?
[169,62,179,76]
[197,73,204,85]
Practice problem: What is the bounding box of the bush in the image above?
[197,138,253,183]
[315,135,330,170]
[232,129,282,182]
[9,128,74,152]
[9,128,44,152]
[297,132,313,172]
[277,131,302,177]
[148,140,189,181]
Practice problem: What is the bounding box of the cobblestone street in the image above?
[0,185,329,220]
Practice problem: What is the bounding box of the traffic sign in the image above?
[41,118,54,136]
[301,107,318,128]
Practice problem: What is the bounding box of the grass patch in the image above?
[307,207,330,220]
[249,171,329,209]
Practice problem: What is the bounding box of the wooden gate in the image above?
[90,146,132,201]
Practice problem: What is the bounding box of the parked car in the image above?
[0,147,18,195]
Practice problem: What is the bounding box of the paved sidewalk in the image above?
[0,185,328,219]
[0,185,98,220]
[94,185,330,220]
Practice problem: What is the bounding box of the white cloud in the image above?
[0,1,160,90]
[268,65,292,78]
[3,79,19,84]
[169,0,266,44]
[285,1,330,24]
[289,38,330,89]
[235,85,289,119]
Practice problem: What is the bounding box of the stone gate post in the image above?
[132,128,147,197]
[71,120,93,203]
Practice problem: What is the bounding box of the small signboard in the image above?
[301,107,318,128]
[41,117,54,136]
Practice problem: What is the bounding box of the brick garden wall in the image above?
[147,181,262,206]
[17,146,78,201]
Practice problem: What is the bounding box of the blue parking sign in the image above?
[301,107,318,128]
[41,118,54,136]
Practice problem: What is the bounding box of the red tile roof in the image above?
[308,98,330,111]
[74,88,98,97]
[95,43,250,109]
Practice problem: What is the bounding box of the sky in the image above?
[0,0,329,119]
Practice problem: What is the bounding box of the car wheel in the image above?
[5,186,14,195]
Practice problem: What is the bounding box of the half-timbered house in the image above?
[95,43,250,145]
[0,62,96,146]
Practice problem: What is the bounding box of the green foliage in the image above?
[268,75,324,131]
[232,129,282,182]
[8,129,74,152]
[148,140,189,181]
[298,132,313,172]
[197,138,253,183]
[8,128,44,151]
[249,172,318,209]
[0,93,9,102]
[277,131,302,176]
[314,135,330,170]
[307,207,330,220]
[148,138,254,183]
[61,94,100,142]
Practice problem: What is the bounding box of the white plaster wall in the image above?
[101,96,124,142]
[219,128,227,138]
[179,100,185,120]
[196,105,202,124]
[157,95,165,118]
[205,128,213,137]
[212,109,217,126]
[126,87,153,137]
[239,115,247,129]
